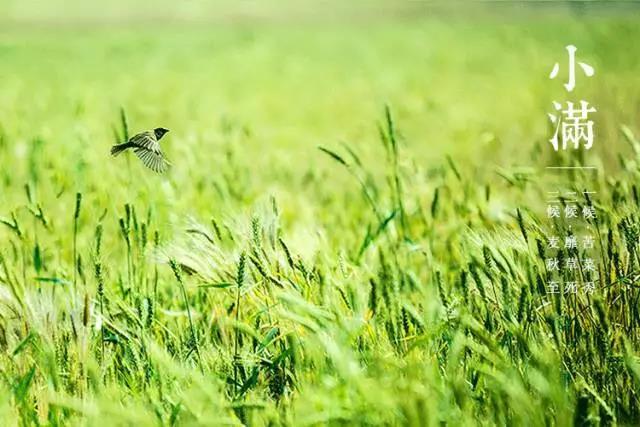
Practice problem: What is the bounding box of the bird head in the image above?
[154,127,169,140]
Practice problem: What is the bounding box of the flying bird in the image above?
[111,127,171,173]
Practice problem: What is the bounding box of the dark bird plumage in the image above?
[111,127,171,173]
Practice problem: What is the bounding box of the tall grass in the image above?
[2,108,638,424]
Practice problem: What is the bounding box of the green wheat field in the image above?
[1,2,640,426]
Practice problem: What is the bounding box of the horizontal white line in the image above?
[545,166,598,170]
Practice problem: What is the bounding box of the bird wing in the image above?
[130,131,161,153]
[133,146,170,173]
[129,131,169,173]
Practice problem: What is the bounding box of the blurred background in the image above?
[0,1,639,222]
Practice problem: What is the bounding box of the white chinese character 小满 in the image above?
[549,45,595,93]
[548,101,597,151]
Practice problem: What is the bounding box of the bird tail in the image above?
[110,143,129,156]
